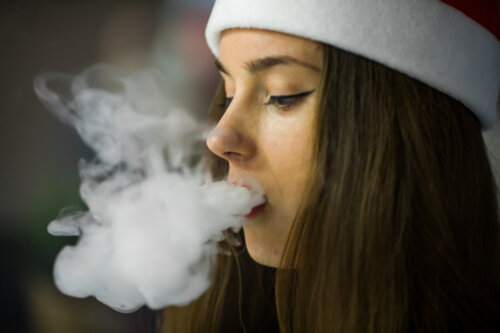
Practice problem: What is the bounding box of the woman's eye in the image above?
[265,90,315,110]
[218,90,315,111]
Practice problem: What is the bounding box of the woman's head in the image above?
[204,0,500,269]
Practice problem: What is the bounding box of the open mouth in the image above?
[227,179,267,218]
[244,200,267,218]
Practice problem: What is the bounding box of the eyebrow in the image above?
[214,55,321,76]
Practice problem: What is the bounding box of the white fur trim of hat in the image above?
[205,0,500,130]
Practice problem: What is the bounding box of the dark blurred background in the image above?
[1,1,499,332]
[0,0,217,332]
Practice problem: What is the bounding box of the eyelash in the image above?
[219,90,315,111]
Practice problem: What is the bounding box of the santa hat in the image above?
[205,0,500,130]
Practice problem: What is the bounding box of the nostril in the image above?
[223,151,242,158]
[223,151,246,163]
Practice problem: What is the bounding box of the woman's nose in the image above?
[206,113,256,164]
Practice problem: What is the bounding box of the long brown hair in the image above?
[162,44,500,332]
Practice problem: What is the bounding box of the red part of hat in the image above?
[441,0,500,40]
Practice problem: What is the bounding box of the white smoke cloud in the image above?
[34,65,264,312]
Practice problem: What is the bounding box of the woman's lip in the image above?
[227,180,267,217]
[244,202,267,218]
[229,180,251,190]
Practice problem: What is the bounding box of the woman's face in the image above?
[207,29,323,267]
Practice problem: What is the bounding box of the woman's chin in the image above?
[243,226,282,268]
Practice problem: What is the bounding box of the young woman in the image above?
[164,0,500,332]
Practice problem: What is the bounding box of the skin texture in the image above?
[206,29,323,267]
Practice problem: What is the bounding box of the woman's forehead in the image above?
[219,28,322,67]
